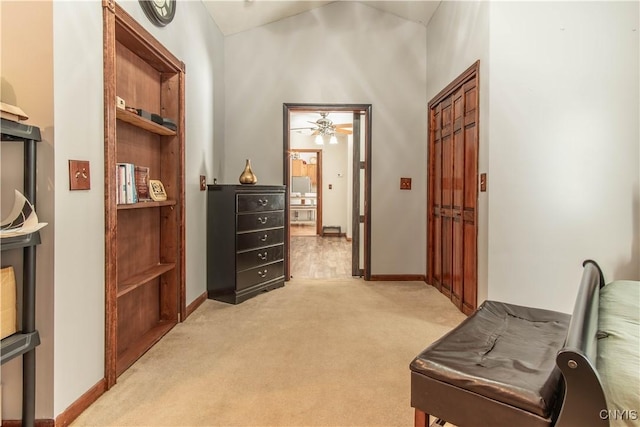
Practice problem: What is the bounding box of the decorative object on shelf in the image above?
[135,166,151,201]
[139,0,176,27]
[0,190,48,238]
[162,117,177,131]
[135,108,153,121]
[1,266,18,339]
[149,179,167,201]
[239,159,258,185]
[116,96,126,110]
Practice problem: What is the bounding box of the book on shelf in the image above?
[116,163,138,204]
[134,166,151,201]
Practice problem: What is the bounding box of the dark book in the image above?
[134,166,151,201]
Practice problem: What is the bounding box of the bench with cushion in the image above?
[410,260,639,427]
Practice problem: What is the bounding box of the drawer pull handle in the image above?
[259,234,268,242]
[258,252,268,260]
[258,198,268,206]
[258,217,268,224]
[258,269,268,278]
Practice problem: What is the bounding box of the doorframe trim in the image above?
[283,103,372,280]
[428,60,480,109]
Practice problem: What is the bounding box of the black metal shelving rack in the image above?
[1,117,42,427]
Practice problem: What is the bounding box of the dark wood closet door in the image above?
[428,62,479,315]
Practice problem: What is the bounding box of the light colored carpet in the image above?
[71,278,465,426]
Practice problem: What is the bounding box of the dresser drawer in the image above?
[236,244,284,272]
[237,228,284,251]
[237,193,285,213]
[237,211,284,232]
[236,260,284,291]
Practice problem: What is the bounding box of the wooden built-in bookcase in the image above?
[102,1,185,388]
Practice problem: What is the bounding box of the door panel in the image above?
[463,223,477,313]
[427,62,479,314]
[451,88,465,309]
[441,217,452,297]
[433,113,442,290]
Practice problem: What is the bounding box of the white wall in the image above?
[1,1,55,419]
[488,1,640,313]
[49,0,224,418]
[52,1,105,419]
[426,0,490,304]
[225,1,428,275]
[426,0,639,313]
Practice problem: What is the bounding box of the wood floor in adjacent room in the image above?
[290,233,352,279]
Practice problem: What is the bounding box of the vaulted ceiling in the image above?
[202,0,441,36]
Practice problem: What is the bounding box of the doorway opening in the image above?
[283,103,372,281]
[290,148,322,237]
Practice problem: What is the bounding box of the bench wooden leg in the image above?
[415,409,428,427]
[415,409,447,427]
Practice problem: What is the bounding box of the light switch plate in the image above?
[69,160,91,190]
[200,175,206,191]
[400,177,412,190]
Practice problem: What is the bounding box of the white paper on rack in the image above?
[0,189,47,238]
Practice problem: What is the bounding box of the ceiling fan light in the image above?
[315,134,324,145]
[329,135,338,144]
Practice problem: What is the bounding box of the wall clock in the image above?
[139,0,176,27]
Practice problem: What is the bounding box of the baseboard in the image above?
[55,378,106,427]
[369,274,426,281]
[185,291,207,319]
[1,419,54,427]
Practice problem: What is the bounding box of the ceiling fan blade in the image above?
[335,128,352,135]
[333,123,353,129]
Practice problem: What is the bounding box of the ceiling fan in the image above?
[291,112,353,136]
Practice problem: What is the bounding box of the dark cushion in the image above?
[410,300,570,418]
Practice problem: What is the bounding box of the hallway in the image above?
[290,235,352,279]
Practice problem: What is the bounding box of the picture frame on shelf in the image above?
[149,179,167,201]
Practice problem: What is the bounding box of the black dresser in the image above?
[207,184,286,304]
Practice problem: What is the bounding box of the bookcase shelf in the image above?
[115,108,176,136]
[116,321,174,377]
[103,2,185,388]
[117,263,176,298]
[117,199,176,210]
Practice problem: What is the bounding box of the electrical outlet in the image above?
[200,175,206,191]
[69,160,91,190]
